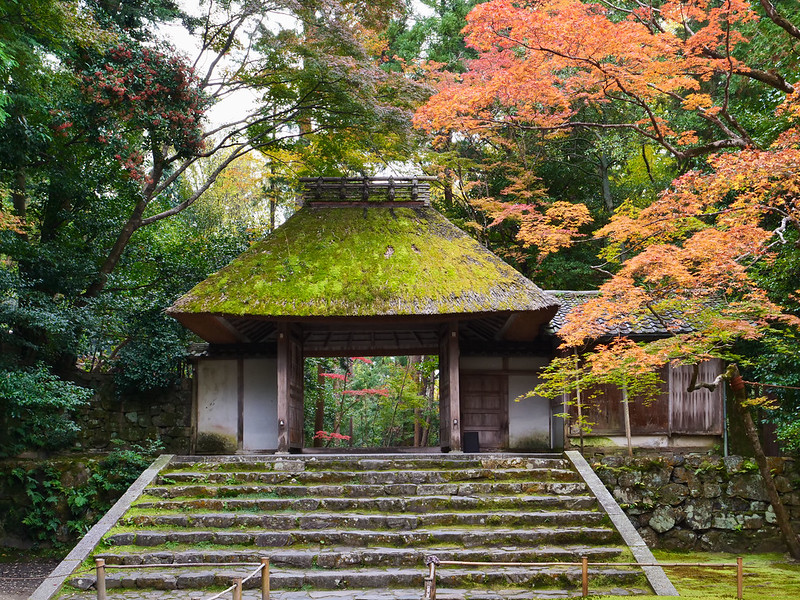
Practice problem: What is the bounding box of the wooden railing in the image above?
[94,558,270,600]
[422,555,745,600]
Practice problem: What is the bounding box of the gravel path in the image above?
[0,559,61,600]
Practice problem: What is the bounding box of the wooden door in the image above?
[287,327,304,449]
[460,374,508,451]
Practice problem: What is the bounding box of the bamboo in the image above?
[581,556,589,597]
[261,557,270,600]
[95,559,106,600]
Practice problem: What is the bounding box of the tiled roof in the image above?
[544,290,695,337]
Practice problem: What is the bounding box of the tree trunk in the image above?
[84,198,147,298]
[12,169,26,222]
[622,379,633,457]
[313,364,325,447]
[598,153,613,212]
[84,152,164,298]
[726,364,800,559]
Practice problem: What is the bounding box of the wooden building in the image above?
[168,177,560,453]
[547,291,725,449]
[168,178,724,454]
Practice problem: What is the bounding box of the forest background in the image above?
[0,0,799,538]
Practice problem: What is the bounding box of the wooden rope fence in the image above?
[422,555,745,600]
[93,557,270,600]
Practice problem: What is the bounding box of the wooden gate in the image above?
[460,374,508,451]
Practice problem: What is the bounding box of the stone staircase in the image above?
[61,454,651,599]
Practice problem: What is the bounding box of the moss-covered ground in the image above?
[598,551,800,600]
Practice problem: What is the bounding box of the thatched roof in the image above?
[169,201,558,320]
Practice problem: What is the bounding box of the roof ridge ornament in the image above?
[299,176,437,207]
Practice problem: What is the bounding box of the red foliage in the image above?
[320,372,347,381]
[313,431,351,441]
[76,42,206,178]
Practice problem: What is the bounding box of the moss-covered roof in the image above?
[168,205,558,319]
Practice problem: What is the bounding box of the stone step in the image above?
[165,456,570,473]
[144,481,589,500]
[96,545,626,568]
[125,510,609,530]
[156,468,582,486]
[104,526,619,549]
[70,565,645,592]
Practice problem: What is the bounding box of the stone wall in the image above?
[75,379,193,454]
[593,453,800,552]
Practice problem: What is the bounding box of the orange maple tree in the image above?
[415,0,800,556]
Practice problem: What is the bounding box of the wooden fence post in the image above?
[581,556,589,597]
[95,558,106,600]
[737,557,743,600]
[423,561,437,600]
[233,577,243,600]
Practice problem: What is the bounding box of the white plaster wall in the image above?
[242,358,278,451]
[461,357,503,370]
[508,374,551,450]
[197,359,239,449]
[507,357,549,371]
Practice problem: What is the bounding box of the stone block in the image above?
[177,572,215,588]
[711,514,741,530]
[727,474,768,501]
[774,475,793,493]
[659,482,689,506]
[649,506,678,533]
[684,499,713,529]
[723,455,744,474]
[765,505,777,524]
[766,456,785,475]
[702,482,722,498]
[136,532,168,546]
[743,514,764,529]
[255,532,291,547]
[671,467,689,483]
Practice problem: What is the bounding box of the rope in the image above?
[240,563,265,585]
[202,583,236,600]
[199,561,264,600]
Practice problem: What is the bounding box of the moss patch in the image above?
[169,206,556,317]
[598,551,800,600]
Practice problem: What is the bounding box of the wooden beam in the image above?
[448,322,462,452]
[276,323,289,453]
[215,316,251,343]
[237,358,244,451]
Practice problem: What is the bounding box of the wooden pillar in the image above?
[277,323,289,453]
[447,322,462,452]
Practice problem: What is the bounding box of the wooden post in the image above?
[423,561,437,600]
[233,577,243,600]
[448,323,461,452]
[261,557,270,600]
[581,556,589,598]
[737,556,743,600]
[276,324,289,453]
[95,559,106,600]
